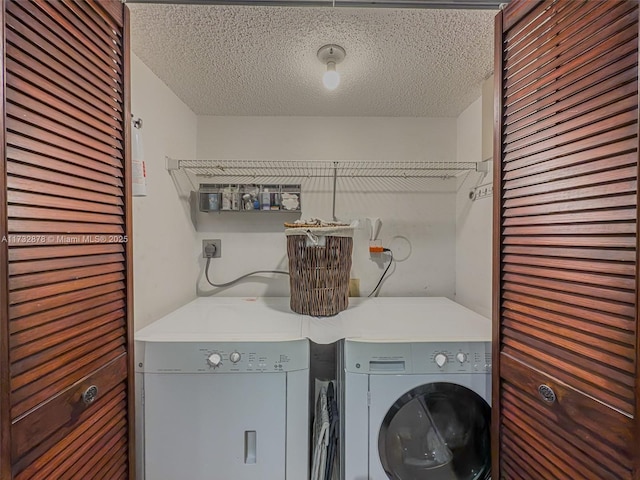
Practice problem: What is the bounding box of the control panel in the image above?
[139,339,308,374]
[344,340,491,374]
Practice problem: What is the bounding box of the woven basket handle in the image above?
[305,229,319,245]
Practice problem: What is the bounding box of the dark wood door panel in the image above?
[505,92,638,153]
[8,2,123,80]
[10,307,126,361]
[504,110,638,165]
[505,42,637,124]
[7,162,123,197]
[9,205,123,226]
[503,125,637,173]
[7,191,124,216]
[11,338,126,418]
[502,338,634,415]
[7,89,123,150]
[503,221,635,235]
[503,207,637,226]
[7,118,122,167]
[9,252,125,276]
[500,354,634,479]
[503,244,636,262]
[9,273,125,306]
[494,0,639,477]
[11,323,125,378]
[505,1,635,89]
[45,1,123,61]
[63,0,123,50]
[7,103,122,156]
[11,354,127,462]
[9,262,125,290]
[502,139,637,182]
[502,253,636,276]
[503,0,552,44]
[504,165,638,199]
[503,198,637,220]
[506,55,638,134]
[503,281,635,318]
[502,383,628,478]
[505,67,637,138]
[505,8,638,99]
[5,147,123,187]
[12,361,128,478]
[502,0,587,70]
[6,74,123,139]
[8,243,125,262]
[7,167,123,202]
[34,1,124,78]
[8,219,125,235]
[503,262,635,290]
[5,11,122,100]
[5,29,123,114]
[4,58,122,133]
[502,308,635,360]
[503,321,634,375]
[9,281,125,322]
[1,0,132,477]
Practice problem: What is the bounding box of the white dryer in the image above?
[338,298,492,480]
[135,297,309,480]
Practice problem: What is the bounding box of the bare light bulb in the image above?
[323,61,340,90]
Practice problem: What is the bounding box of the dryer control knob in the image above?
[456,352,467,364]
[207,353,222,367]
[229,351,241,363]
[434,353,448,368]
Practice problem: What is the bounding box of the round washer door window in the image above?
[378,382,490,480]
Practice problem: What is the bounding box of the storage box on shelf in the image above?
[198,184,301,213]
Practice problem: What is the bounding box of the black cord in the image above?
[205,257,289,288]
[368,248,393,297]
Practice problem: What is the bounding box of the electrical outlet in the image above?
[202,239,222,258]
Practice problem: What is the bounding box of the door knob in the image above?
[82,385,99,405]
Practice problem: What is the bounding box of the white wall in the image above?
[130,57,492,315]
[454,94,492,318]
[131,54,199,330]
[196,116,458,299]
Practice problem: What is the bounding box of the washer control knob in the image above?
[456,352,467,364]
[229,351,241,363]
[207,352,222,367]
[434,353,448,368]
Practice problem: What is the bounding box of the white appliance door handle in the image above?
[244,430,257,464]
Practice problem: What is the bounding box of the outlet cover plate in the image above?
[202,239,222,258]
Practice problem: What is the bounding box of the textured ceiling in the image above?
[129,4,496,117]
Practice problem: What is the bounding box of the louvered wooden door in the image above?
[494,1,640,479]
[0,1,133,478]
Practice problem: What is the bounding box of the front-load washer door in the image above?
[374,382,490,480]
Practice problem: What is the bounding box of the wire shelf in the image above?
[167,158,482,179]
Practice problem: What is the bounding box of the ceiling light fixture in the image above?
[317,44,346,91]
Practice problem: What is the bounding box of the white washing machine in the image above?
[337,298,492,480]
[135,297,309,480]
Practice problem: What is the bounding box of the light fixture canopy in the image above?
[317,44,346,91]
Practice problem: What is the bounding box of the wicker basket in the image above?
[286,227,353,316]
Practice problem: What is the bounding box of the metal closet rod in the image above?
[124,0,506,9]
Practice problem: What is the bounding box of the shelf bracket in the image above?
[475,158,491,174]
[469,181,493,201]
[166,157,180,171]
